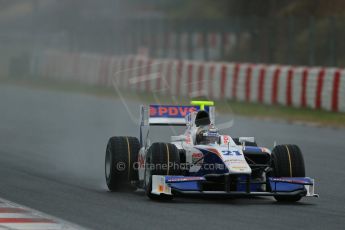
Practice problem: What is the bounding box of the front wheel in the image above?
[144,143,181,200]
[271,144,305,202]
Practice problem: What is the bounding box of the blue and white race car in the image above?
[105,101,318,202]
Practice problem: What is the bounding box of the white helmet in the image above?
[196,125,220,145]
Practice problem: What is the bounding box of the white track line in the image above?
[0,198,89,230]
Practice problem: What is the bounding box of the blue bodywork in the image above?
[164,176,313,195]
[166,146,313,195]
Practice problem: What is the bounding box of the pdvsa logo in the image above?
[149,105,198,118]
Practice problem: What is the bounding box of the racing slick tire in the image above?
[145,143,181,200]
[232,137,257,147]
[271,144,305,202]
[105,136,140,191]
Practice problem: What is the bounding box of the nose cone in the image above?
[215,146,252,174]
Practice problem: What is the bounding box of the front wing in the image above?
[151,175,318,198]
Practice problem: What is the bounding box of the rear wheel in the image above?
[105,136,140,191]
[271,144,305,202]
[144,143,181,200]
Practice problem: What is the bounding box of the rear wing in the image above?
[140,104,214,126]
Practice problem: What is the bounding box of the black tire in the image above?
[232,137,258,147]
[145,143,181,200]
[271,144,305,202]
[105,136,140,191]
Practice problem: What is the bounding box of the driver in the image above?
[195,125,220,145]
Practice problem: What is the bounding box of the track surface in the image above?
[0,84,344,230]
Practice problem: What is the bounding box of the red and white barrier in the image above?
[31,50,345,113]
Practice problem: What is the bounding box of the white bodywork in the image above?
[138,106,254,181]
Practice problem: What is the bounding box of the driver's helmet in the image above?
[195,125,220,145]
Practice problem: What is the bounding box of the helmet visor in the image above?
[200,133,220,145]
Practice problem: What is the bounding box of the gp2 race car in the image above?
[105,101,318,202]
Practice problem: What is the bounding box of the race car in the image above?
[105,101,318,202]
